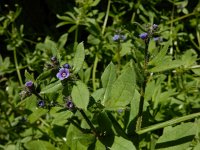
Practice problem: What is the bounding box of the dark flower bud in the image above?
[63,63,71,69]
[50,56,59,66]
[38,100,45,107]
[66,100,74,110]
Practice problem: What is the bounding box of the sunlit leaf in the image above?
[73,42,85,74]
[71,80,89,110]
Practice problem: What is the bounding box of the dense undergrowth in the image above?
[0,0,200,149]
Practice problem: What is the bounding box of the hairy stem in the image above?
[117,41,121,74]
[102,0,111,35]
[136,112,200,134]
[79,109,99,137]
[136,42,149,131]
[92,54,98,91]
[14,48,23,86]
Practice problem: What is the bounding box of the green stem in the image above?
[75,25,79,43]
[136,42,149,131]
[169,3,175,55]
[107,112,128,139]
[102,0,111,35]
[136,112,200,135]
[92,54,98,91]
[166,12,196,24]
[33,92,44,100]
[14,48,23,86]
[79,109,98,137]
[117,41,121,74]
[197,30,200,48]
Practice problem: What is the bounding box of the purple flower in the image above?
[38,100,45,107]
[56,68,70,80]
[139,33,148,40]
[63,63,71,69]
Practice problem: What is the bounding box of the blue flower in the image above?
[139,33,148,40]
[56,68,70,80]
[113,34,120,41]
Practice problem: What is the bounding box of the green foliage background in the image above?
[0,0,200,149]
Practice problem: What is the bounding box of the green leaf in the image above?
[193,143,200,150]
[25,70,35,82]
[104,65,136,109]
[24,140,56,150]
[66,124,95,149]
[120,40,132,57]
[149,59,184,72]
[28,108,48,124]
[101,62,117,105]
[155,122,197,150]
[91,88,105,102]
[73,42,85,74]
[25,95,37,111]
[51,110,73,126]
[58,33,68,50]
[149,41,170,66]
[71,81,89,110]
[95,140,105,150]
[148,39,156,54]
[111,136,136,150]
[36,70,52,81]
[40,80,62,94]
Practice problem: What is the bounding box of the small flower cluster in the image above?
[139,24,162,43]
[46,56,60,69]
[113,34,126,42]
[20,80,35,99]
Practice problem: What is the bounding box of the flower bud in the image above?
[38,100,45,107]
[63,63,71,69]
[25,81,35,92]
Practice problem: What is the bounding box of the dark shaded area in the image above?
[155,135,195,149]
